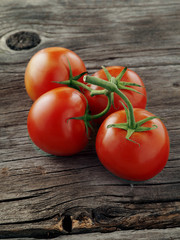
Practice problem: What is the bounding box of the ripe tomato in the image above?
[27,87,89,156]
[84,66,147,124]
[96,108,170,181]
[25,47,86,101]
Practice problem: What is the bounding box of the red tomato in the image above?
[27,87,89,156]
[25,47,86,101]
[84,66,147,124]
[96,109,170,181]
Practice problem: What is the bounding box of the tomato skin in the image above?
[25,47,86,101]
[84,66,147,124]
[96,109,170,181]
[27,87,88,156]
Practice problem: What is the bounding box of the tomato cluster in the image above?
[25,47,169,181]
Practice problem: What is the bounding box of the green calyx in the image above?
[107,120,158,144]
[68,100,93,136]
[68,94,112,136]
[53,57,89,91]
[107,102,158,144]
[101,66,144,96]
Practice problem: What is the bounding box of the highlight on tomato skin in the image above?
[84,66,147,124]
[25,47,86,101]
[27,87,89,156]
[96,108,170,181]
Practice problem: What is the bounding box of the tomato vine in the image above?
[25,48,169,181]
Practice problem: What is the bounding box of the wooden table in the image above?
[0,0,180,239]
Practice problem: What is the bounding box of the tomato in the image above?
[96,108,170,181]
[25,47,86,101]
[27,87,89,156]
[84,66,147,124]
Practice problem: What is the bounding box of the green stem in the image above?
[89,93,112,120]
[114,88,136,129]
[84,76,117,92]
[90,89,108,97]
[54,79,92,92]
[84,75,136,128]
[73,80,93,92]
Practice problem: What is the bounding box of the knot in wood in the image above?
[6,31,40,50]
[173,82,179,87]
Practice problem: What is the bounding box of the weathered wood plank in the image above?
[3,228,180,239]
[0,0,180,238]
[38,228,180,240]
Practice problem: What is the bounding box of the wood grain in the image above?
[0,0,180,238]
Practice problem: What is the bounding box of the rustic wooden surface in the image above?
[0,0,180,238]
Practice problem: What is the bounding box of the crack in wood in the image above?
[0,192,47,204]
